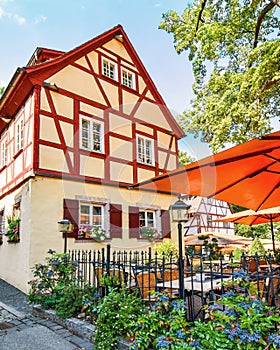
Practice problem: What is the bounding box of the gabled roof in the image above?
[0,25,185,138]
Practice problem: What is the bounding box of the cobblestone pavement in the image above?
[0,279,94,350]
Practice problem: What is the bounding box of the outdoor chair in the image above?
[266,275,280,306]
[136,271,157,304]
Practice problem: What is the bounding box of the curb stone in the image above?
[31,305,134,349]
[32,305,95,342]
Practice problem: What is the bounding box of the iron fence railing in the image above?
[68,245,280,321]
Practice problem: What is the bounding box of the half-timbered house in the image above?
[0,25,185,292]
[185,197,234,235]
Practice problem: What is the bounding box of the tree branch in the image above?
[253,1,276,48]
[195,0,208,33]
[259,76,280,95]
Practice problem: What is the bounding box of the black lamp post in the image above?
[57,218,73,253]
[169,197,191,299]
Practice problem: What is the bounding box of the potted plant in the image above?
[90,226,107,241]
[0,231,3,245]
[140,227,160,242]
[6,215,20,243]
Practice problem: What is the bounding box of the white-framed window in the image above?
[121,68,135,89]
[15,118,24,153]
[1,139,7,167]
[223,221,230,228]
[137,135,154,165]
[80,203,104,228]
[102,57,117,81]
[139,210,155,228]
[80,116,103,152]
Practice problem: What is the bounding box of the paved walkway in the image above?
[0,279,94,349]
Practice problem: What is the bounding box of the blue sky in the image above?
[0,0,212,159]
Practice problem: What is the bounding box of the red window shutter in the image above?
[129,206,139,238]
[110,204,122,239]
[161,210,171,239]
[63,199,79,238]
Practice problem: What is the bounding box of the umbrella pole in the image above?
[270,217,276,255]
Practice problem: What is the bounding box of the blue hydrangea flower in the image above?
[156,335,172,348]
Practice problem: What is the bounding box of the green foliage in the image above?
[232,248,243,261]
[198,234,221,259]
[94,287,146,350]
[248,236,266,257]
[178,150,195,166]
[6,215,20,242]
[28,249,81,309]
[160,1,280,152]
[155,240,179,260]
[56,284,98,319]
[191,292,280,349]
[131,292,189,349]
[0,87,4,95]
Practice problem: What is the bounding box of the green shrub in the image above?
[28,249,81,309]
[131,291,189,349]
[56,284,99,319]
[93,287,146,349]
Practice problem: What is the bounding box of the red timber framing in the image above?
[0,25,185,197]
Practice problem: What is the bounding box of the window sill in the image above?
[75,237,111,243]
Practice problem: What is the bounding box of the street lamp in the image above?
[169,197,191,299]
[57,218,73,253]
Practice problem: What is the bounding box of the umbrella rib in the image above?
[255,180,280,210]
[208,162,276,197]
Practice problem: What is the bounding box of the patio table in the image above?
[158,276,231,320]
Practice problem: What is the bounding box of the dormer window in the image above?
[102,58,117,81]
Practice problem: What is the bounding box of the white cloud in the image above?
[14,13,25,25]
[0,7,4,17]
[155,3,161,7]
[34,15,47,25]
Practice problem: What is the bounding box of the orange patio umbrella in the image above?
[133,130,280,211]
[215,206,280,253]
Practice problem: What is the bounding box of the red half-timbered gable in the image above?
[0,25,184,197]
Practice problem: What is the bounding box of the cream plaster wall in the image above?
[110,137,133,161]
[135,102,171,130]
[80,155,104,178]
[110,161,133,183]
[109,114,132,137]
[86,52,99,73]
[51,92,73,119]
[80,103,104,118]
[0,176,179,292]
[157,131,171,150]
[39,115,60,143]
[99,80,119,107]
[137,168,155,183]
[0,182,32,293]
[39,145,69,173]
[136,123,154,136]
[103,39,134,64]
[48,66,106,105]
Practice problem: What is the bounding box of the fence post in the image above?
[106,244,111,275]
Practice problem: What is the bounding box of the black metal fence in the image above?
[68,245,280,321]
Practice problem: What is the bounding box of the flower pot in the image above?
[85,233,91,239]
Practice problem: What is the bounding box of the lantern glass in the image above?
[58,219,73,233]
[169,199,191,222]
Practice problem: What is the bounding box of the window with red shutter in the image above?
[129,206,139,238]
[110,204,122,239]
[161,209,171,239]
[63,199,79,238]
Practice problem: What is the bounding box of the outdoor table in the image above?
[259,264,280,271]
[157,276,231,320]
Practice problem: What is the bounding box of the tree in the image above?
[248,236,266,256]
[160,0,280,152]
[178,150,195,166]
[0,87,4,95]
